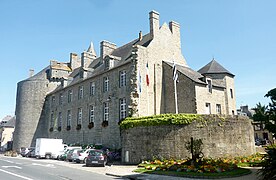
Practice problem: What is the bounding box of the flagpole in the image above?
[174,78,178,114]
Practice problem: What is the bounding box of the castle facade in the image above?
[13,11,236,151]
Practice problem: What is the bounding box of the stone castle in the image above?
[13,11,236,151]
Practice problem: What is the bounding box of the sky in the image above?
[0,0,275,119]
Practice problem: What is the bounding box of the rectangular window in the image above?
[67,110,71,127]
[205,103,211,114]
[230,89,233,98]
[103,77,109,92]
[59,93,63,105]
[68,90,72,103]
[119,98,127,120]
[77,108,82,125]
[89,105,94,123]
[58,112,62,128]
[50,112,54,127]
[90,82,95,96]
[216,104,221,114]
[103,102,109,121]
[119,70,127,87]
[78,86,83,99]
[207,79,212,93]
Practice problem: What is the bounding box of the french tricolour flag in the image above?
[146,62,150,86]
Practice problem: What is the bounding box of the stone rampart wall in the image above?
[121,116,255,164]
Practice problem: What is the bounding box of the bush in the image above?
[258,147,276,179]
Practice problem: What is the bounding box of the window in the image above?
[90,82,95,96]
[119,70,126,87]
[230,89,233,98]
[78,86,83,99]
[119,98,127,120]
[207,79,212,93]
[103,102,109,121]
[77,108,82,125]
[216,104,221,114]
[89,105,94,123]
[59,93,63,105]
[68,90,72,103]
[103,77,109,92]
[67,110,71,126]
[232,110,235,115]
[51,96,56,106]
[58,112,62,128]
[205,103,211,114]
[50,112,54,127]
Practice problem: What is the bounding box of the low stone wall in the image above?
[121,116,256,164]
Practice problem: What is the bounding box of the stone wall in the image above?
[121,115,255,164]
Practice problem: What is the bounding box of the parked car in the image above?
[58,146,82,161]
[26,148,36,158]
[20,147,34,157]
[86,149,107,167]
[66,148,81,162]
[72,149,94,163]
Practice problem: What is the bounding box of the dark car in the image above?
[26,148,36,158]
[86,149,107,167]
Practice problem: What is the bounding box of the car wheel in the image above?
[45,154,51,159]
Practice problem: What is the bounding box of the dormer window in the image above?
[207,79,212,93]
[105,58,110,69]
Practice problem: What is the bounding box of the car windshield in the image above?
[89,150,103,156]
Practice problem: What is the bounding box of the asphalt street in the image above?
[0,155,121,180]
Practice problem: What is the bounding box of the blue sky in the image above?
[0,0,275,119]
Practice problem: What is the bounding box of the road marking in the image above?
[31,163,56,168]
[2,165,22,169]
[0,159,14,163]
[0,168,34,180]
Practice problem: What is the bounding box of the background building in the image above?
[0,115,15,151]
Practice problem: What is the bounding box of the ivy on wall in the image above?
[119,114,242,130]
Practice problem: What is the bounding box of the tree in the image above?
[264,88,276,135]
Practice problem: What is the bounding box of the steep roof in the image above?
[0,116,15,128]
[198,59,234,77]
[165,61,206,85]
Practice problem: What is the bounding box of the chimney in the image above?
[169,21,180,36]
[100,41,116,58]
[149,10,160,38]
[70,53,81,70]
[29,69,34,77]
[139,31,143,41]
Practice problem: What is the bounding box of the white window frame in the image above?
[77,108,82,125]
[68,90,72,103]
[119,98,127,120]
[67,110,71,126]
[119,70,126,87]
[216,104,221,114]
[205,103,211,114]
[89,105,94,123]
[103,77,109,92]
[78,86,83,99]
[59,93,63,105]
[90,82,95,96]
[103,102,109,121]
[58,112,62,127]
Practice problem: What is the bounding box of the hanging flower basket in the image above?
[49,127,53,132]
[76,124,82,130]
[58,126,61,131]
[88,122,94,129]
[66,125,71,131]
[102,120,108,127]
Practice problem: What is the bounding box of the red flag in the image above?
[146,62,149,86]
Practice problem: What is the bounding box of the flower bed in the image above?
[135,154,264,178]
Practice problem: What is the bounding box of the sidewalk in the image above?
[105,165,261,180]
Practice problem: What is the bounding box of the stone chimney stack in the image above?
[70,53,81,70]
[100,41,116,58]
[81,42,97,69]
[139,31,143,41]
[169,21,181,47]
[149,10,160,39]
[29,69,34,77]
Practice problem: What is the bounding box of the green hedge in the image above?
[119,114,230,130]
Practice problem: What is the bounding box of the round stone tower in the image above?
[13,68,50,151]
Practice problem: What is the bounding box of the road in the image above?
[0,155,122,180]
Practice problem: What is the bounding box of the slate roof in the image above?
[198,59,234,77]
[165,61,206,85]
[0,116,15,128]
